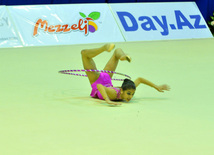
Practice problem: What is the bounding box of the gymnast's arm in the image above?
[134,77,170,92]
[97,84,121,106]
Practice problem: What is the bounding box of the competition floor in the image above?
[0,39,214,155]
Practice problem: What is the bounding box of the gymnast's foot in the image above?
[120,55,131,62]
[103,43,115,52]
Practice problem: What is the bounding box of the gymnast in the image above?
[81,43,170,106]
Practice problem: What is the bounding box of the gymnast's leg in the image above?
[103,48,131,78]
[81,43,115,85]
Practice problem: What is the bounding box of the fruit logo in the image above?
[33,11,100,37]
[79,12,100,33]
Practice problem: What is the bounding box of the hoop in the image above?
[58,69,131,81]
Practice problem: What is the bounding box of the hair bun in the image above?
[124,78,131,82]
[121,78,136,90]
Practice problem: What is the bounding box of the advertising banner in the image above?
[8,4,124,46]
[110,2,213,41]
[0,6,22,48]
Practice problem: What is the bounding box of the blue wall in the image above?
[1,0,213,21]
[196,0,214,21]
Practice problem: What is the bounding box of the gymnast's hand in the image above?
[155,84,170,92]
[106,100,122,106]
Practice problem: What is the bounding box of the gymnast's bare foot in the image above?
[103,43,115,52]
[120,55,131,62]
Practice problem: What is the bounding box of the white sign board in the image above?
[0,6,22,48]
[8,4,124,46]
[110,2,213,41]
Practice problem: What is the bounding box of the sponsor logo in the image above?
[117,10,207,36]
[33,12,100,37]
[0,17,18,42]
[79,12,100,33]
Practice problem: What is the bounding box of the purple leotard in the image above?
[90,72,121,100]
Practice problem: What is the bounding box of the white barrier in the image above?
[110,2,212,41]
[0,3,212,48]
[7,4,124,46]
[0,6,23,48]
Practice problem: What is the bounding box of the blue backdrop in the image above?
[1,0,213,21]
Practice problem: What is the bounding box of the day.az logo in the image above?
[33,11,100,37]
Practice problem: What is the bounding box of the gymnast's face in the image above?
[121,89,135,102]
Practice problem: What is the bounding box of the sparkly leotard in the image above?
[90,73,121,100]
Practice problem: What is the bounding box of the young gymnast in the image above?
[81,43,170,106]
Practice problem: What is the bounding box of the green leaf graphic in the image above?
[79,12,87,18]
[88,12,100,20]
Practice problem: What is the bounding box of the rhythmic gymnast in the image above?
[81,43,170,106]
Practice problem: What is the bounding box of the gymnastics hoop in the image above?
[58,69,131,81]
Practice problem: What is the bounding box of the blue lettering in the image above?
[152,16,169,36]
[117,11,207,36]
[117,12,138,31]
[170,24,176,30]
[175,10,194,29]
[138,16,157,31]
[190,15,206,29]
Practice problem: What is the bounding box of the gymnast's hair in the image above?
[121,79,136,90]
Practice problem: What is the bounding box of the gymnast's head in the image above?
[120,79,136,102]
